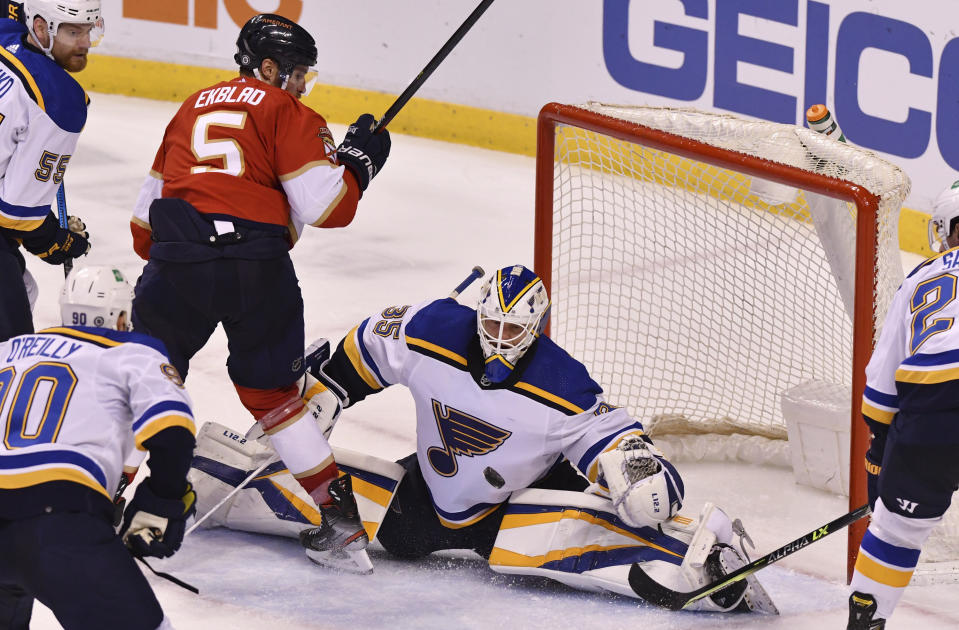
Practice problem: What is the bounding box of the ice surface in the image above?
[23,94,959,629]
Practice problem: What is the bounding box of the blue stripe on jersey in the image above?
[864,385,898,408]
[68,326,171,358]
[901,349,959,367]
[356,318,389,386]
[0,449,106,487]
[0,198,49,220]
[861,529,921,568]
[576,422,645,473]
[133,400,192,433]
[426,481,498,522]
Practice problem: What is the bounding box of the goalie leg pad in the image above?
[488,488,690,599]
[190,433,404,543]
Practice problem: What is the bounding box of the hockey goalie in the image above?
[189,265,778,614]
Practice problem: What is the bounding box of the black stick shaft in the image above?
[374,0,495,132]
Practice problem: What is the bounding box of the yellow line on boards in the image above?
[77,54,931,257]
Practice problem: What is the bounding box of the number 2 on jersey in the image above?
[0,362,78,449]
[191,111,248,176]
[910,273,957,353]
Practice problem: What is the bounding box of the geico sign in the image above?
[603,0,959,168]
[122,0,302,30]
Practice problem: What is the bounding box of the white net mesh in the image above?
[539,103,959,572]
[545,104,908,442]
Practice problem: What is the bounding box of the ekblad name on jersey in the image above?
[130,76,359,258]
[0,327,195,505]
[0,19,88,234]
[863,247,959,426]
[337,298,648,527]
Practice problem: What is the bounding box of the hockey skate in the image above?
[847,592,886,629]
[299,475,373,574]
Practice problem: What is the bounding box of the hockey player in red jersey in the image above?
[128,13,389,557]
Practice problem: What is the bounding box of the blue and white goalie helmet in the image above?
[476,265,551,383]
[60,265,134,331]
[929,180,959,253]
[24,0,104,54]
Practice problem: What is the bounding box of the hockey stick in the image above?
[627,504,871,610]
[135,557,199,595]
[373,0,495,132]
[450,265,485,299]
[55,184,71,277]
[183,458,272,537]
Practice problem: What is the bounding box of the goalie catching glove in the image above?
[120,479,197,559]
[597,435,684,528]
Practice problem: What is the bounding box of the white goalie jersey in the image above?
[0,327,196,502]
[331,298,649,527]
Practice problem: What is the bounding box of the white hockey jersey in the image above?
[0,19,87,234]
[336,299,648,527]
[0,326,195,500]
[862,246,959,425]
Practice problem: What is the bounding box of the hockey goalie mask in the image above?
[929,181,959,253]
[477,265,551,383]
[25,0,105,57]
[60,266,135,331]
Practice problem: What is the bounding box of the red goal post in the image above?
[533,102,910,581]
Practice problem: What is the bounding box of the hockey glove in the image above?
[120,479,197,559]
[864,419,888,510]
[20,212,90,265]
[597,435,684,528]
[336,113,391,191]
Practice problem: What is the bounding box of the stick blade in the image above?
[627,562,693,610]
[305,548,374,575]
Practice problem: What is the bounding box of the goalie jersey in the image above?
[325,299,649,527]
[862,246,959,434]
[0,326,195,518]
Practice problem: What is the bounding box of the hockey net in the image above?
[532,103,959,580]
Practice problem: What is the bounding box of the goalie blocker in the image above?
[188,421,776,613]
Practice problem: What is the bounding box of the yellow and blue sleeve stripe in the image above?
[0,199,50,231]
[343,319,388,390]
[132,400,196,450]
[861,386,898,425]
[0,449,109,498]
[895,349,959,385]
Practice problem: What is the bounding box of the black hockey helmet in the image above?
[234,13,317,77]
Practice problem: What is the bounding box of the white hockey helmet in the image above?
[59,265,134,331]
[476,265,550,383]
[24,0,104,56]
[928,180,959,253]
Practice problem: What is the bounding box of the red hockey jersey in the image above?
[130,76,360,259]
